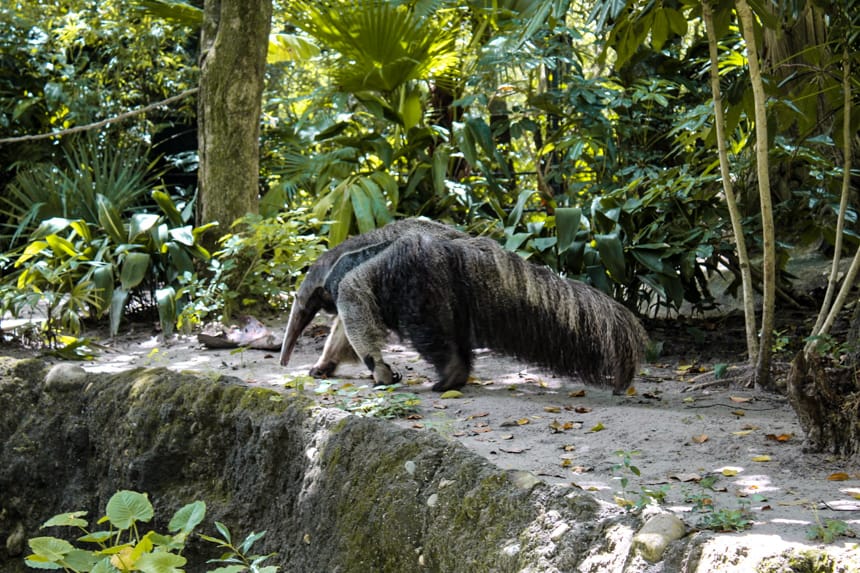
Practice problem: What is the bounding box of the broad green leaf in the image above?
[168,501,206,535]
[14,240,49,267]
[156,287,177,337]
[135,550,186,573]
[401,90,423,129]
[69,220,93,243]
[631,249,674,276]
[504,232,531,252]
[453,121,478,168]
[506,189,537,227]
[152,190,184,227]
[268,32,320,63]
[432,148,448,196]
[369,172,396,221]
[41,511,88,529]
[466,117,495,157]
[594,233,626,280]
[28,537,74,561]
[166,242,194,275]
[78,530,114,544]
[665,7,687,35]
[651,8,669,51]
[556,207,582,254]
[110,289,129,336]
[44,234,79,259]
[239,530,266,554]
[61,549,100,571]
[350,180,376,234]
[92,264,115,314]
[328,187,354,247]
[105,491,154,530]
[120,252,151,291]
[23,554,63,570]
[91,557,118,573]
[208,566,245,573]
[129,213,160,241]
[168,225,195,246]
[96,194,126,245]
[32,217,72,239]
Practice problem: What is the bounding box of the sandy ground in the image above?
[68,314,860,556]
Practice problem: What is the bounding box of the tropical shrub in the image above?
[3,190,213,343]
[24,489,277,573]
[176,211,327,329]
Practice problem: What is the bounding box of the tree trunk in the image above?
[702,0,758,364]
[197,0,272,244]
[787,351,860,458]
[736,0,776,390]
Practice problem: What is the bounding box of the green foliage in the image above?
[806,516,856,544]
[696,503,755,533]
[313,380,421,419]
[3,191,211,343]
[200,521,278,573]
[176,212,326,328]
[1,134,160,248]
[25,491,277,573]
[687,476,762,533]
[610,449,668,511]
[25,490,201,572]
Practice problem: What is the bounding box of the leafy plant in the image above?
[5,190,212,344]
[176,211,326,328]
[806,516,856,544]
[610,449,668,511]
[696,503,755,533]
[25,490,204,572]
[200,521,278,573]
[25,490,279,573]
[1,134,160,249]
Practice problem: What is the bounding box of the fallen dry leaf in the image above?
[751,455,772,462]
[691,434,709,444]
[544,406,562,413]
[828,472,850,481]
[721,468,740,477]
[732,430,754,436]
[440,390,463,399]
[516,418,530,426]
[501,434,514,440]
[731,410,746,417]
[562,444,576,452]
[730,396,753,403]
[626,386,637,396]
[765,433,793,442]
[589,422,605,432]
[467,412,489,420]
[574,406,592,414]
[569,389,586,398]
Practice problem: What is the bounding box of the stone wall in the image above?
[1,357,856,573]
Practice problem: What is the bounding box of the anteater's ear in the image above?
[322,240,394,300]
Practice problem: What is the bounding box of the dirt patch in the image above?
[43,313,856,554]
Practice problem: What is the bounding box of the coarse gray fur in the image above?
[296,230,648,394]
[279,218,469,376]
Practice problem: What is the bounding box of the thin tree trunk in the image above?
[807,51,855,349]
[702,0,758,364]
[197,0,273,244]
[736,0,776,389]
